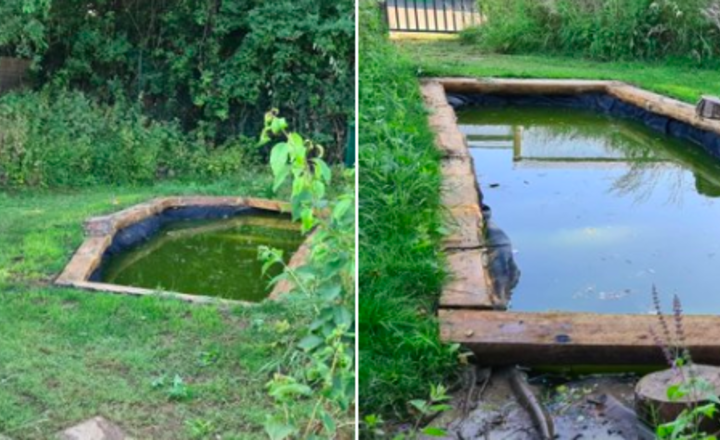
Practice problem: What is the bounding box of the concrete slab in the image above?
[56,416,131,440]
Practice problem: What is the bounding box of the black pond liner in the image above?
[89,205,267,282]
[446,92,720,160]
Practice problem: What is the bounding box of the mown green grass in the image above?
[358,5,459,422]
[398,39,720,103]
[0,173,316,439]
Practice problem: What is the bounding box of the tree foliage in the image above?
[0,0,354,159]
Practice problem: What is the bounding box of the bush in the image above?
[0,89,252,188]
[0,0,354,160]
[475,0,720,64]
[359,0,458,421]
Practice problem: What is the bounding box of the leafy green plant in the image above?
[259,110,355,439]
[651,288,720,439]
[1,0,354,158]
[151,374,193,402]
[0,0,50,59]
[362,384,452,439]
[185,418,217,439]
[658,380,719,440]
[0,88,256,188]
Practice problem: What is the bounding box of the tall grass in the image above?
[359,0,458,421]
[465,0,720,64]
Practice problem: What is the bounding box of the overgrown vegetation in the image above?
[466,0,720,65]
[359,0,458,425]
[0,0,354,189]
[0,89,251,187]
[259,112,356,439]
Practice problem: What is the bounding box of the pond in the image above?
[458,105,720,315]
[100,212,304,302]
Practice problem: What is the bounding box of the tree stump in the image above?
[696,96,720,119]
[635,364,720,432]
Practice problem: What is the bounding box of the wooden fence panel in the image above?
[0,57,30,95]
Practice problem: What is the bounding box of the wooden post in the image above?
[0,57,30,95]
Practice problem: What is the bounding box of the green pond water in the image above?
[458,106,720,315]
[101,213,304,302]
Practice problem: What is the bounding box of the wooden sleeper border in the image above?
[424,77,720,365]
[55,196,313,306]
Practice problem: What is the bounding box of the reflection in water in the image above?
[101,213,304,302]
[461,110,720,203]
[459,106,720,314]
[480,203,521,308]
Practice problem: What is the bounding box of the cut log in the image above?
[439,309,720,365]
[635,365,720,433]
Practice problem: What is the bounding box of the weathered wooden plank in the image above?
[443,206,483,249]
[423,80,495,309]
[439,309,720,365]
[421,81,470,158]
[70,281,248,306]
[607,84,720,136]
[440,250,497,309]
[437,77,614,95]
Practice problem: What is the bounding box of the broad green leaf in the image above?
[333,305,352,327]
[264,416,295,440]
[270,116,287,134]
[317,284,341,301]
[332,198,352,222]
[270,142,290,176]
[314,158,332,183]
[318,407,337,434]
[422,427,448,437]
[667,384,687,401]
[288,132,304,148]
[298,334,324,352]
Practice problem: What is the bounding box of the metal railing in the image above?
[383,0,482,34]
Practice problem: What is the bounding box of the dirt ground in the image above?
[422,367,655,440]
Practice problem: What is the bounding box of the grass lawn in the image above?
[0,173,315,439]
[397,39,720,103]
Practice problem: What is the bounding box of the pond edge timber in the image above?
[423,77,720,366]
[55,196,313,307]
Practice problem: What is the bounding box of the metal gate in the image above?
[383,0,482,34]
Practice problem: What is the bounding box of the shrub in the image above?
[0,0,354,160]
[0,88,253,188]
[475,0,720,64]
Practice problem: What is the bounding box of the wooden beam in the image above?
[607,84,720,136]
[439,309,720,365]
[436,77,613,95]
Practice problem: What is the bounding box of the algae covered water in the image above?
[458,106,720,314]
[101,213,304,302]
